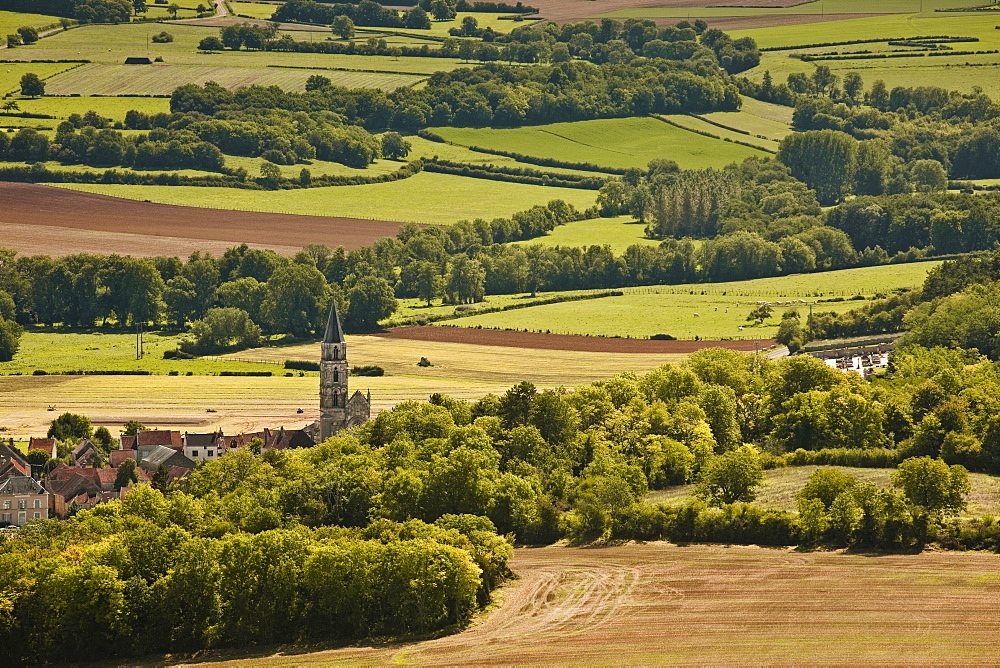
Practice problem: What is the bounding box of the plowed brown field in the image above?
[0,183,409,257]
[186,543,1000,666]
[376,325,775,353]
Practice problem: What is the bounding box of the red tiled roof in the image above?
[120,435,137,450]
[136,430,182,449]
[110,450,136,467]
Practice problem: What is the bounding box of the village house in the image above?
[0,441,30,481]
[0,476,52,526]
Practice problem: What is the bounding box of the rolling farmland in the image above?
[190,544,1000,665]
[0,10,62,36]
[49,172,599,225]
[42,62,422,95]
[0,182,414,257]
[429,117,770,171]
[647,465,1000,518]
[438,261,941,338]
[524,215,660,253]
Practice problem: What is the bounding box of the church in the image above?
[318,300,371,440]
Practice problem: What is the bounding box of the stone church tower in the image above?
[319,301,371,440]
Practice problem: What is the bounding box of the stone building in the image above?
[319,301,370,440]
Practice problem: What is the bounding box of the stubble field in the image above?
[180,543,1000,665]
[0,332,691,438]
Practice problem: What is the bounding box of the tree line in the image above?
[171,59,740,131]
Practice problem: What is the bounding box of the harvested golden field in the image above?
[0,334,684,437]
[182,543,1000,665]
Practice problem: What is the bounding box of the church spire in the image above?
[324,300,344,344]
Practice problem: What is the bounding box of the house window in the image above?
[34,499,40,508]
[18,500,26,509]
[192,450,199,458]
[33,512,40,519]
[2,501,8,510]
[208,450,214,457]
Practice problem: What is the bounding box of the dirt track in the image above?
[0,183,409,257]
[188,543,1000,665]
[376,325,774,353]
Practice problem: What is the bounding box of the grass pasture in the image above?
[42,62,422,95]
[0,23,468,76]
[592,0,979,20]
[658,113,780,152]
[737,13,1000,97]
[0,61,79,97]
[0,329,293,376]
[699,97,793,143]
[439,261,941,339]
[229,2,282,20]
[49,171,598,224]
[14,95,172,121]
[0,10,63,36]
[647,465,1000,518]
[190,543,1000,665]
[523,215,661,253]
[430,117,769,171]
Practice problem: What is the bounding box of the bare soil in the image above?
[376,325,775,353]
[0,183,410,257]
[183,543,1000,665]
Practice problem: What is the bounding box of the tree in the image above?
[167,3,180,19]
[26,449,54,478]
[430,0,456,20]
[1,100,20,114]
[331,15,355,40]
[133,0,147,13]
[0,289,22,362]
[19,73,45,98]
[152,463,170,490]
[198,35,223,50]
[93,426,115,453]
[16,26,39,44]
[405,6,430,29]
[189,307,261,352]
[345,275,397,332]
[798,468,858,509]
[259,161,281,189]
[777,130,857,204]
[892,456,970,517]
[381,132,411,160]
[305,74,331,91]
[695,445,764,506]
[414,261,444,306]
[746,303,772,325]
[122,420,146,436]
[115,458,139,491]
[48,412,93,441]
[908,159,947,193]
[260,264,328,337]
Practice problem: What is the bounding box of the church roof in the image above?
[324,300,345,344]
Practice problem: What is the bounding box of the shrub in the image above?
[352,364,385,376]
[151,31,173,43]
[284,359,320,371]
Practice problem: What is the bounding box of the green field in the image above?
[735,13,1000,97]
[0,23,468,74]
[50,171,599,224]
[14,95,172,120]
[646,465,1000,518]
[698,97,793,143]
[0,61,80,97]
[0,10,63,36]
[593,0,978,19]
[438,261,941,338]
[521,215,661,253]
[229,2,281,19]
[42,62,422,95]
[430,117,769,171]
[0,329,290,376]
[658,114,779,152]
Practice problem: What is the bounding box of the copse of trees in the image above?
[170,59,740,131]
